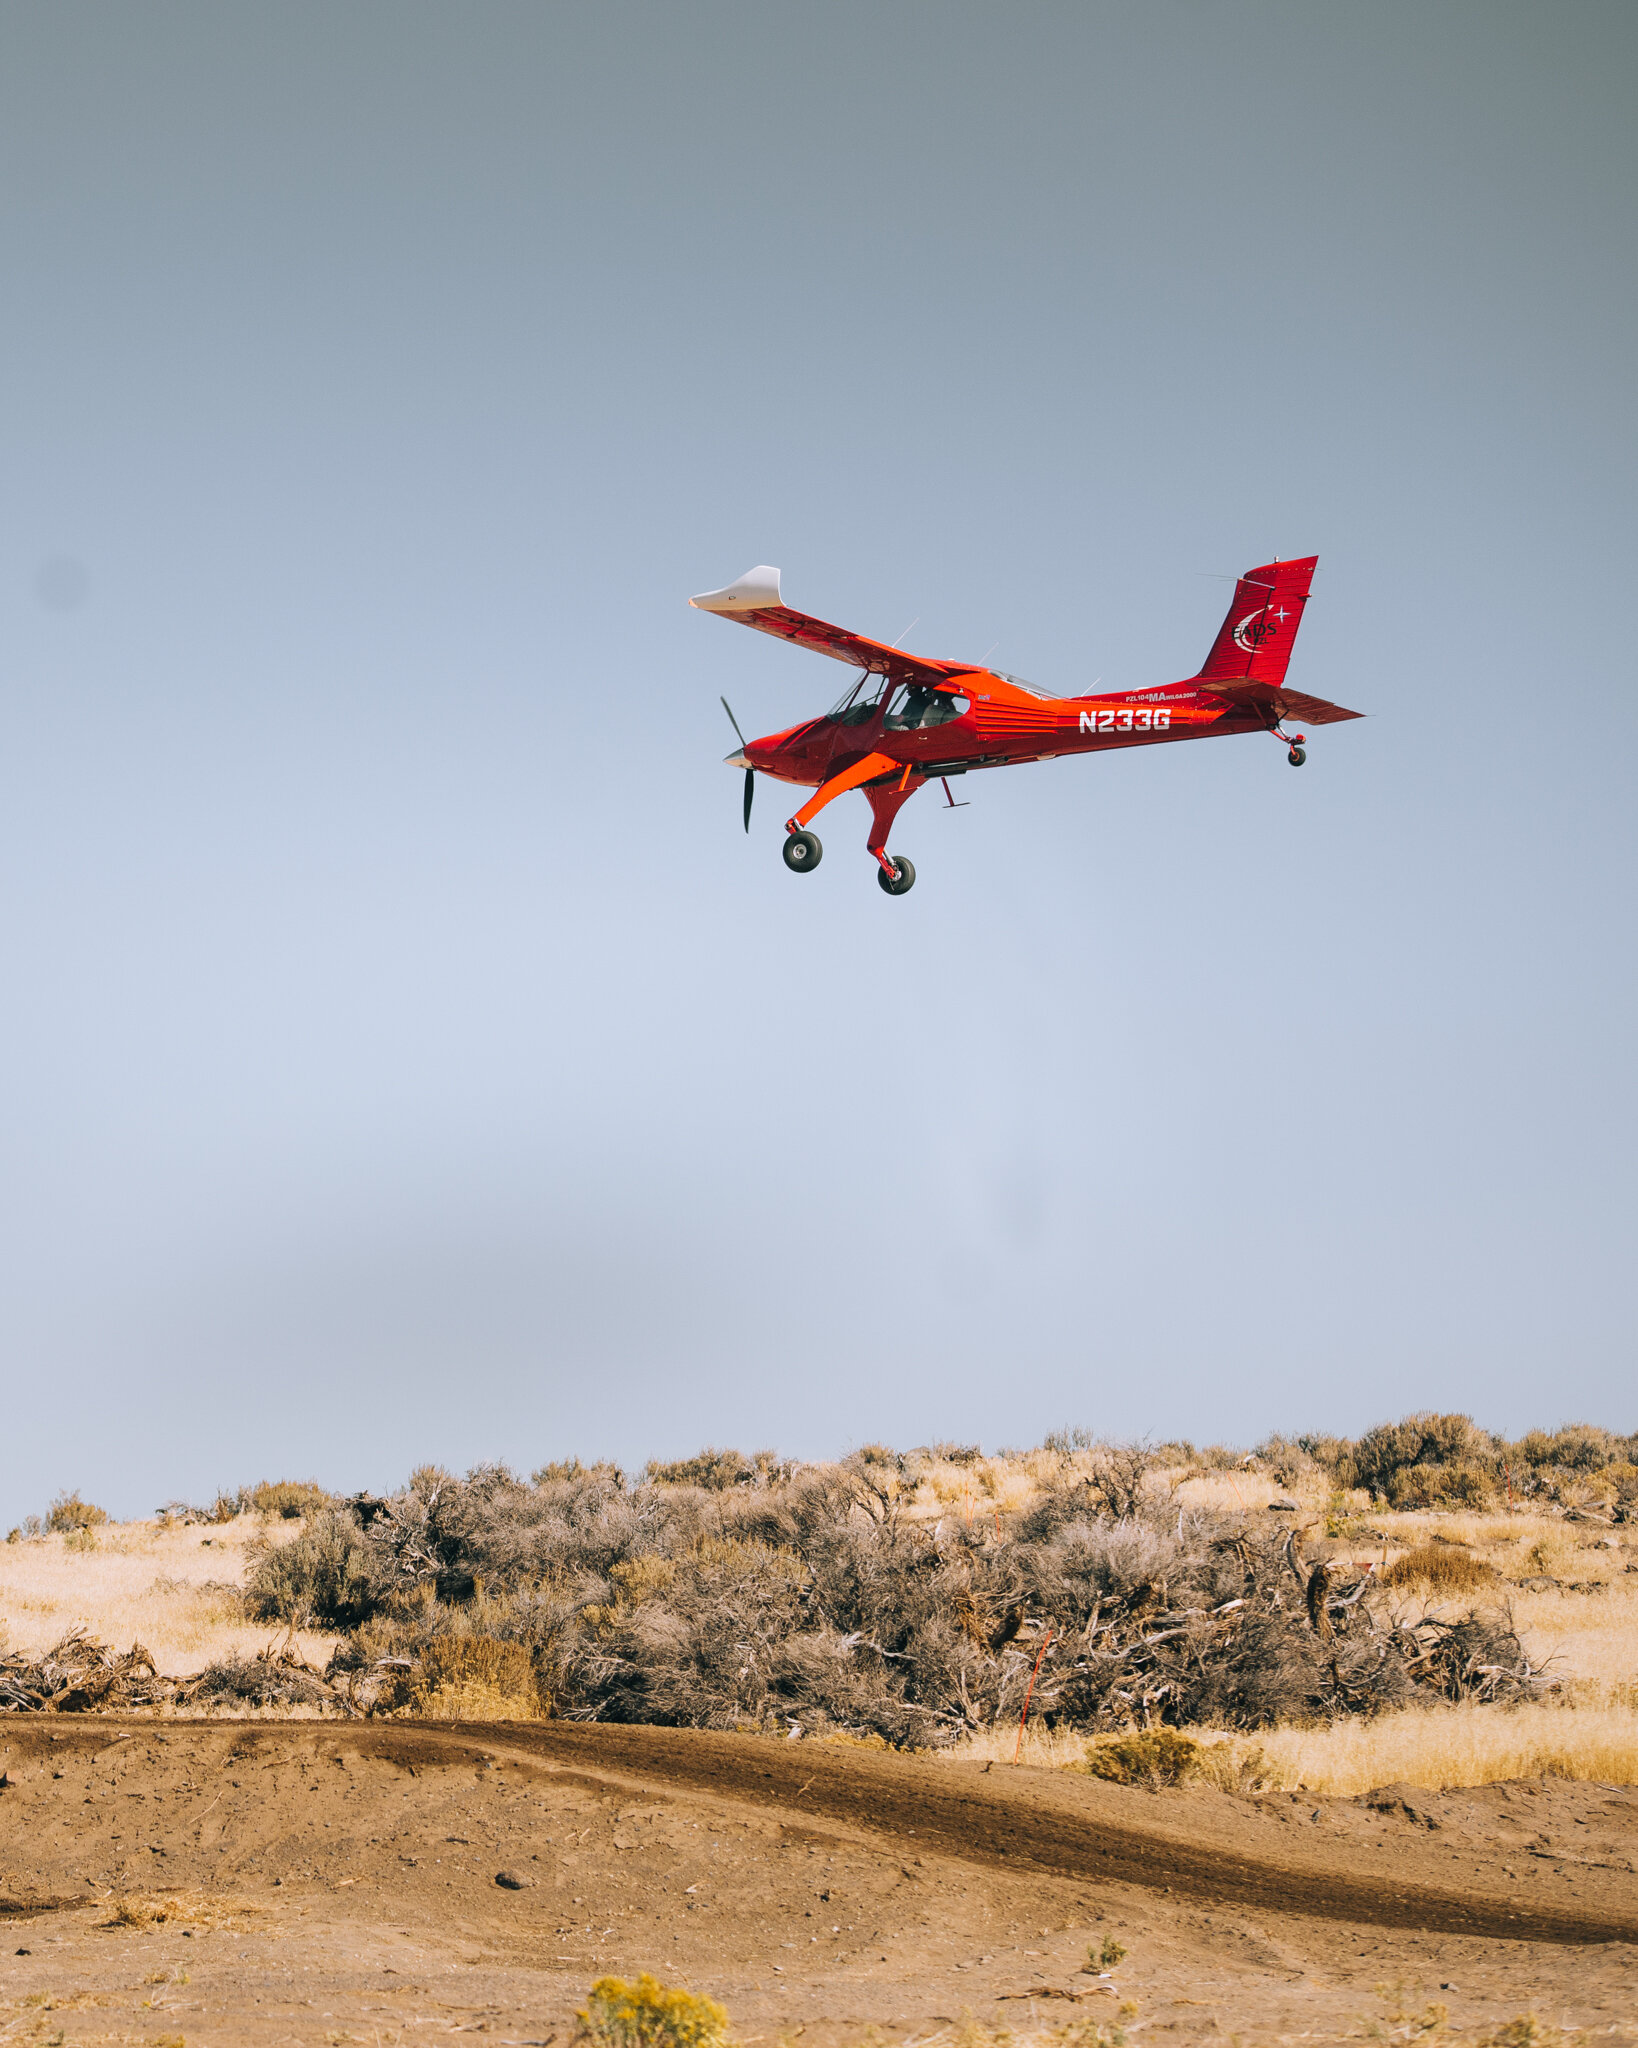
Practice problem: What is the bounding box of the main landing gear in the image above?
[1268,723,1307,767]
[1288,744,1306,766]
[782,770,924,895]
[781,828,917,894]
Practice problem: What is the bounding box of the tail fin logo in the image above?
[1232,603,1289,654]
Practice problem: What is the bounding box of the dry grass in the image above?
[1214,1698,1638,1796]
[396,1636,543,1721]
[101,1888,269,1933]
[0,1515,338,1672]
[1356,1504,1636,1694]
[1381,1545,1499,1593]
[951,1699,1638,1796]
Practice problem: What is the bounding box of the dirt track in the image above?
[2,1718,1635,2044]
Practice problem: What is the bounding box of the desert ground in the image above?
[3,1442,1637,2041]
[3,1716,1637,2047]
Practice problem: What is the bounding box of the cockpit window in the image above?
[828,671,890,724]
[884,686,970,731]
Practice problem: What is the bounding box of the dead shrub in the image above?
[1084,1728,1200,1787]
[278,1436,1544,1742]
[0,1629,172,1711]
[1082,1444,1157,1519]
[46,1490,109,1533]
[1382,1545,1500,1594]
[183,1652,341,1710]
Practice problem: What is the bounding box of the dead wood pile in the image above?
[0,1628,173,1712]
[0,1627,356,1715]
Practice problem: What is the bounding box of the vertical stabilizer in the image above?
[1197,557,1317,688]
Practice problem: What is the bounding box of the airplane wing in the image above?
[690,567,970,687]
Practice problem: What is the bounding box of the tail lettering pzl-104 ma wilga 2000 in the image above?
[693,557,1361,896]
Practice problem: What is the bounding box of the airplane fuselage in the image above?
[746,671,1272,790]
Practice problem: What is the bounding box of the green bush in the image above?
[248,1479,331,1520]
[533,1458,626,1488]
[644,1447,786,1490]
[1349,1413,1498,1501]
[1386,1460,1496,1510]
[1510,1424,1626,1474]
[244,1509,378,1629]
[1084,1728,1200,1787]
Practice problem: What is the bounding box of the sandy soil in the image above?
[2,1719,1635,2045]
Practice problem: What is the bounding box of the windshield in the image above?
[827,671,890,723]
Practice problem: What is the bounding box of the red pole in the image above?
[1013,1627,1055,1764]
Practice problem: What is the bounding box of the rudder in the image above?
[1197,556,1317,689]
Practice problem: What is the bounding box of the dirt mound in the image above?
[1,1718,1635,2046]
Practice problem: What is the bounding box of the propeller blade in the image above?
[720,695,747,747]
[743,766,755,832]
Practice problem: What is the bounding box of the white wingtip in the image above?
[689,565,782,612]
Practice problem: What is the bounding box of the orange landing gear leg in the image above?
[784,751,899,836]
[866,769,924,883]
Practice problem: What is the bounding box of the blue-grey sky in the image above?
[3,2,1634,1517]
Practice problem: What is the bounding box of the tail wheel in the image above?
[782,829,822,873]
[877,855,916,896]
[1287,745,1307,767]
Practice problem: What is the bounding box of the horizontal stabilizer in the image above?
[1272,687,1363,727]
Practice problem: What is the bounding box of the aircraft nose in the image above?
[724,748,750,768]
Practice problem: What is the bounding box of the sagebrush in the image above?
[233,1441,1548,1743]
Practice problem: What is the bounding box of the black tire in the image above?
[1287,745,1307,767]
[782,829,822,873]
[877,854,916,896]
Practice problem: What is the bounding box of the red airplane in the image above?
[693,556,1361,894]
